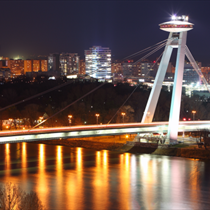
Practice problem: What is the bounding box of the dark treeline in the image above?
[0,77,209,129]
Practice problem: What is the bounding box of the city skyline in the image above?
[1,1,210,64]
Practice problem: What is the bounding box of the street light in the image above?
[121,112,125,123]
[192,110,196,121]
[68,115,72,126]
[95,114,100,124]
[39,116,43,123]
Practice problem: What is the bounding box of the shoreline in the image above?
[31,136,210,160]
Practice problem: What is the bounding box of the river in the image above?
[0,142,210,209]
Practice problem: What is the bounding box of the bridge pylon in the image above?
[141,15,195,144]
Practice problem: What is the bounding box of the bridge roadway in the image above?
[0,121,210,144]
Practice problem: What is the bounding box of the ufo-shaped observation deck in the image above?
[159,20,194,33]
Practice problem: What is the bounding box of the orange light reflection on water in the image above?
[36,144,48,209]
[21,142,27,184]
[67,147,84,210]
[119,153,130,209]
[22,143,27,169]
[93,150,102,210]
[5,144,10,177]
[139,155,158,210]
[189,161,201,209]
[55,146,64,209]
[93,150,109,210]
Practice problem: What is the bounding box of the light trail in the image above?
[0,121,210,144]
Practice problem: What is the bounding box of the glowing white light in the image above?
[48,76,56,80]
[171,15,176,20]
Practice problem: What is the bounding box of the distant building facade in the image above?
[41,60,48,72]
[48,53,60,71]
[79,59,86,75]
[24,60,48,74]
[183,62,201,84]
[85,46,111,79]
[122,62,133,77]
[59,53,79,76]
[24,60,33,73]
[111,63,122,74]
[7,59,24,77]
[33,60,41,72]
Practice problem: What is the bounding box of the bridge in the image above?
[0,121,210,144]
[0,15,209,145]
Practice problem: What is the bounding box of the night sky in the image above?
[1,1,210,65]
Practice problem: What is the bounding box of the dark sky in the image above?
[1,1,210,64]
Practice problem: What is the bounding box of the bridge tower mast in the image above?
[141,15,194,144]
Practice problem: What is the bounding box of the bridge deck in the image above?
[0,121,209,144]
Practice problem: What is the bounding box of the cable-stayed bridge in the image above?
[0,15,210,144]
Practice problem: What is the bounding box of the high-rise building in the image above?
[48,53,60,71]
[24,60,33,73]
[8,59,24,77]
[122,61,133,77]
[79,59,86,75]
[59,53,79,76]
[41,60,48,72]
[33,60,41,72]
[85,46,111,79]
[24,59,48,74]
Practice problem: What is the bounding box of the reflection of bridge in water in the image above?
[0,121,210,144]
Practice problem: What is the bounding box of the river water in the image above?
[0,142,210,210]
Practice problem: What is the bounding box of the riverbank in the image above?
[31,135,210,160]
[153,146,210,159]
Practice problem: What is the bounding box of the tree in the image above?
[0,182,46,210]
[7,106,21,129]
[22,104,40,127]
[115,105,135,123]
[0,182,24,210]
[19,191,46,210]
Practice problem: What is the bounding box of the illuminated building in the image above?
[41,60,48,72]
[8,59,24,77]
[132,62,141,77]
[33,60,41,72]
[85,46,111,79]
[24,60,48,74]
[24,60,32,73]
[183,63,200,84]
[140,62,154,76]
[201,66,210,83]
[122,61,133,77]
[111,63,122,74]
[48,53,60,71]
[59,53,79,76]
[79,59,86,75]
